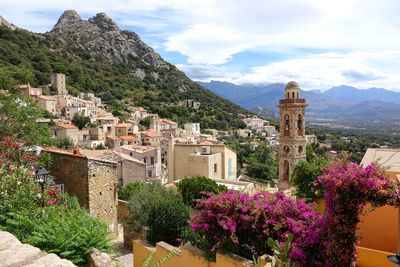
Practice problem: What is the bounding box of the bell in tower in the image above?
[278,81,307,181]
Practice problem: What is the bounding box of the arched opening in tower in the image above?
[283,160,290,181]
[284,114,290,136]
[297,114,303,135]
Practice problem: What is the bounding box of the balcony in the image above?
[279,98,306,104]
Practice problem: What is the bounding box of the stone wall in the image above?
[87,158,118,234]
[48,150,118,234]
[48,151,90,209]
[0,231,76,267]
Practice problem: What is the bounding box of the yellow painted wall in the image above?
[357,246,394,267]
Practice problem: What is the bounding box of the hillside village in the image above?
[1,8,400,267]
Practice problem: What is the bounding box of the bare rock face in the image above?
[0,15,17,30]
[49,10,167,67]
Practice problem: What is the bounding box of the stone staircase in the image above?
[0,231,76,267]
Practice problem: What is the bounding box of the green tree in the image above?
[291,159,327,202]
[118,182,144,201]
[176,176,227,207]
[71,113,91,129]
[139,116,151,129]
[0,93,51,144]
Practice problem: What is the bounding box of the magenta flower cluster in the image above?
[190,190,325,265]
[318,161,398,266]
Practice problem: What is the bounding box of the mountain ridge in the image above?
[0,11,249,130]
[199,81,400,131]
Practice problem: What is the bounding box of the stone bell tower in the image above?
[278,81,307,181]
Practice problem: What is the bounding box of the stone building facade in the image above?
[46,148,118,234]
[278,81,307,181]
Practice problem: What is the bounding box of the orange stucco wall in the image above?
[316,170,399,254]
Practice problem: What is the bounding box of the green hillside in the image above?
[0,25,248,130]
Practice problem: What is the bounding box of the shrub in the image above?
[291,159,327,202]
[189,190,324,265]
[147,192,190,245]
[118,181,144,201]
[176,176,227,207]
[126,182,190,246]
[28,206,111,264]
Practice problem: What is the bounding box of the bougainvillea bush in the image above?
[318,161,399,266]
[189,190,325,265]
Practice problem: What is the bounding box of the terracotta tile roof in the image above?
[141,130,162,138]
[116,123,132,128]
[159,119,177,125]
[119,135,136,141]
[106,136,121,141]
[54,124,78,129]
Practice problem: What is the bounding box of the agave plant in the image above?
[141,249,176,267]
[267,233,297,267]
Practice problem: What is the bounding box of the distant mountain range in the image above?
[199,81,400,132]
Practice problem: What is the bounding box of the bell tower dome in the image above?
[278,81,307,181]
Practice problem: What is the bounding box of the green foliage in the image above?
[0,26,250,129]
[291,159,327,202]
[118,181,144,201]
[54,136,74,149]
[223,136,278,184]
[146,193,190,245]
[0,93,51,145]
[267,233,297,267]
[126,183,190,246]
[142,249,177,267]
[71,113,91,129]
[176,176,227,207]
[139,116,151,129]
[28,206,111,264]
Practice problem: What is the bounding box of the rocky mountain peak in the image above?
[49,10,167,67]
[55,10,81,26]
[88,12,119,32]
[0,15,17,30]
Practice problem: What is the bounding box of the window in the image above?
[297,114,302,130]
[284,115,290,131]
[298,146,303,153]
[214,163,217,173]
[292,92,295,99]
[143,158,147,164]
[130,152,133,157]
[150,157,155,165]
[148,170,152,177]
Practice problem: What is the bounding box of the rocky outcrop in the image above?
[49,10,167,67]
[88,248,116,267]
[0,231,76,267]
[0,15,17,30]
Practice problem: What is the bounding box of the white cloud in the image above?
[178,51,400,91]
[1,0,400,89]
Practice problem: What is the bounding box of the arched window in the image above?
[292,92,295,99]
[285,114,290,131]
[298,146,303,154]
[283,160,290,180]
[297,92,299,99]
[283,146,290,155]
[287,92,289,99]
[297,114,302,130]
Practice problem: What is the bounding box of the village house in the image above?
[256,125,277,137]
[37,95,57,115]
[50,73,67,95]
[45,148,118,234]
[168,139,237,182]
[242,117,267,129]
[52,124,79,145]
[306,134,317,144]
[184,122,200,135]
[141,129,163,147]
[130,106,149,122]
[81,149,147,185]
[119,145,162,182]
[16,84,43,99]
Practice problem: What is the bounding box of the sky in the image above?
[1,0,400,90]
